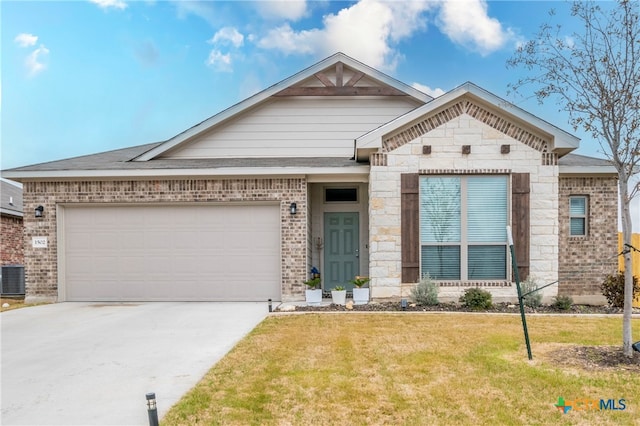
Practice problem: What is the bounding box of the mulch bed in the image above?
[285,301,636,314]
[544,345,640,371]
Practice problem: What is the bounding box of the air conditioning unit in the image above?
[1,265,25,295]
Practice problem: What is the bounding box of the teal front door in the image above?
[324,212,359,291]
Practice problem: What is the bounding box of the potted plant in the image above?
[350,276,371,305]
[304,277,322,306]
[331,285,347,305]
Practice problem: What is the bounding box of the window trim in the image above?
[569,195,588,236]
[419,175,509,281]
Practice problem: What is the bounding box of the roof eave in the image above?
[559,165,618,175]
[1,165,371,181]
[0,208,24,218]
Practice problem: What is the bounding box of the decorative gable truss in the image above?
[378,98,558,166]
[275,62,409,97]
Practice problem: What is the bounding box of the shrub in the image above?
[601,272,639,308]
[520,276,542,309]
[410,275,439,306]
[552,295,573,311]
[459,287,492,310]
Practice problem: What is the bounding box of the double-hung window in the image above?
[419,175,508,280]
[569,196,588,236]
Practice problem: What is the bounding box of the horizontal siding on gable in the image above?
[162,97,420,159]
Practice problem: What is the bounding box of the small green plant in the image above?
[332,285,345,291]
[410,274,439,306]
[304,277,321,289]
[459,287,492,310]
[520,276,542,309]
[350,276,371,288]
[601,271,639,308]
[552,295,573,311]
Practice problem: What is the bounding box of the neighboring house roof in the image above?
[1,179,23,218]
[133,52,433,162]
[355,82,580,160]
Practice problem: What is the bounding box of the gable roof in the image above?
[355,82,580,160]
[133,52,433,162]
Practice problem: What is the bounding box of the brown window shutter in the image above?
[511,173,530,281]
[401,174,420,283]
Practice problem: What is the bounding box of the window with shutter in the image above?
[419,175,508,281]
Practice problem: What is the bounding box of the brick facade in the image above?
[22,178,308,302]
[558,176,618,301]
[1,214,24,265]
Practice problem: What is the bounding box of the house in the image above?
[1,179,25,296]
[1,179,24,266]
[1,53,618,304]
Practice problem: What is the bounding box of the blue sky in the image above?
[3,0,637,230]
[3,0,611,171]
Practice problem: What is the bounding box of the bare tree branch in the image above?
[507,0,640,357]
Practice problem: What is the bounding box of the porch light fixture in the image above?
[35,205,44,218]
[290,202,297,215]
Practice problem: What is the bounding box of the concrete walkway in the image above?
[1,302,268,425]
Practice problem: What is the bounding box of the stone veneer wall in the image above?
[558,176,618,302]
[1,214,24,265]
[22,178,307,302]
[369,111,560,303]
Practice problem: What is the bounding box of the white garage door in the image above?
[62,204,281,301]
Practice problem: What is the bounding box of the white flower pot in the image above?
[331,290,347,305]
[305,289,322,306]
[352,287,370,305]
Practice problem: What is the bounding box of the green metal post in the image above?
[507,227,533,360]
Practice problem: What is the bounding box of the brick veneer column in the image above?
[558,176,618,300]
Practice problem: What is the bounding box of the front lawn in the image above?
[162,314,639,425]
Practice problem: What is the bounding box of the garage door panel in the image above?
[63,204,281,301]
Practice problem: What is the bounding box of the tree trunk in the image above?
[619,178,634,358]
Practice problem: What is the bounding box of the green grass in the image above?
[162,314,639,425]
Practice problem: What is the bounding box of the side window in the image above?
[569,196,588,236]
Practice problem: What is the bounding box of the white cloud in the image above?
[25,45,50,76]
[89,0,128,10]
[209,27,244,48]
[437,0,513,56]
[412,83,445,98]
[172,1,217,25]
[14,33,38,48]
[258,24,317,55]
[256,0,308,21]
[258,0,435,71]
[206,50,233,72]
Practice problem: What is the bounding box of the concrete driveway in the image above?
[1,302,268,425]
